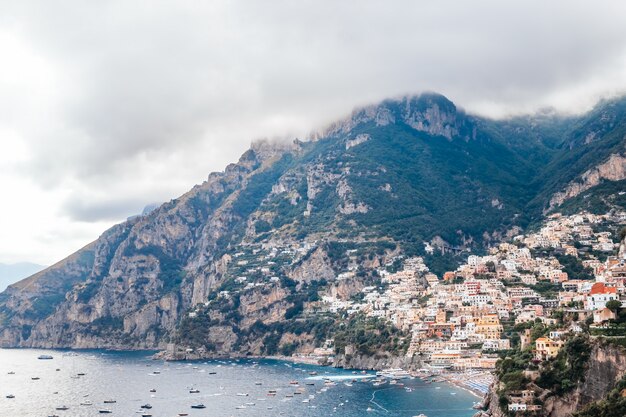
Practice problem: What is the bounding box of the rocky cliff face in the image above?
[484,341,626,417]
[333,351,421,371]
[542,342,626,417]
[549,153,626,210]
[323,93,475,141]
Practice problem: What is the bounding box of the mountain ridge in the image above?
[1,92,626,353]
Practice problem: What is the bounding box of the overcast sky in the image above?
[1,0,626,265]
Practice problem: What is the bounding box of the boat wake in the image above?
[369,388,393,413]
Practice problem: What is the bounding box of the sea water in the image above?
[0,349,477,417]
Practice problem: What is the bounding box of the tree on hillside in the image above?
[606,299,622,313]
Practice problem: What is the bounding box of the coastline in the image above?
[438,371,493,400]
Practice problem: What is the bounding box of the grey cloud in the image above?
[1,0,626,224]
[60,195,153,222]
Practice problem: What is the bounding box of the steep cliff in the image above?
[543,341,626,417]
[486,340,626,417]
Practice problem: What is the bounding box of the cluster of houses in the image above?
[312,211,626,407]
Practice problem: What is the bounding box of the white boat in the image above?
[38,355,54,360]
[55,405,69,410]
[376,368,411,379]
[80,400,93,406]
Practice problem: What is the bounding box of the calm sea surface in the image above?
[0,349,477,417]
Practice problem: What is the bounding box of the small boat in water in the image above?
[103,399,116,404]
[141,404,153,409]
[189,388,200,393]
[38,355,54,360]
[149,388,156,392]
[31,377,40,380]
[6,394,15,399]
[80,400,93,406]
[55,405,69,410]
[190,404,206,409]
[98,409,112,414]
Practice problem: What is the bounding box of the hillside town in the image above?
[180,209,626,411]
[306,211,626,407]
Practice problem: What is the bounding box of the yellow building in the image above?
[475,314,503,339]
[535,337,564,361]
